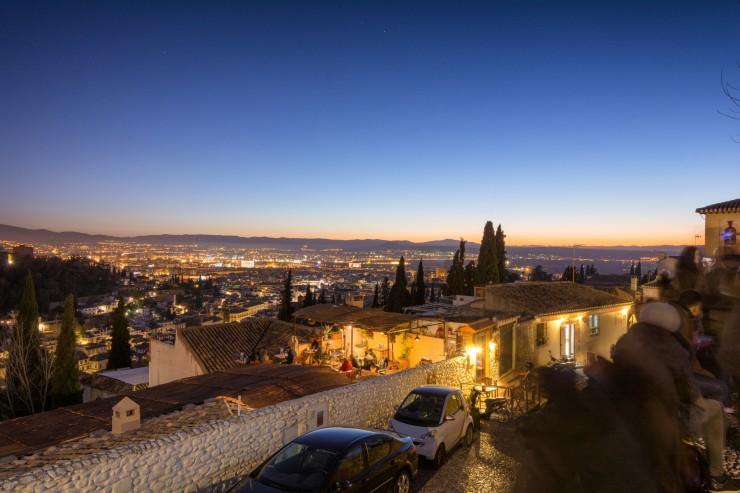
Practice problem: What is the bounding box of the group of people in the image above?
[337,348,390,375]
[515,248,740,492]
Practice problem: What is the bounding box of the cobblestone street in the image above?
[411,418,523,493]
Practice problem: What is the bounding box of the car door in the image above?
[361,436,395,493]
[332,443,367,493]
[443,393,466,449]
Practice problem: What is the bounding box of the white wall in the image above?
[148,338,202,387]
[0,358,471,493]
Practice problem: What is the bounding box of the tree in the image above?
[107,299,131,370]
[476,221,498,285]
[630,262,635,276]
[371,283,380,308]
[562,266,576,283]
[635,261,642,279]
[429,282,436,302]
[277,270,294,321]
[414,260,426,305]
[50,294,82,408]
[578,264,585,283]
[302,283,314,308]
[530,265,552,281]
[495,224,507,284]
[380,276,390,308]
[222,305,231,323]
[464,261,476,295]
[387,256,412,313]
[445,239,467,295]
[4,272,51,416]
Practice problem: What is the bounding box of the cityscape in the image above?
[1,0,739,492]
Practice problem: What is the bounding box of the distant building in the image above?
[11,244,33,262]
[696,198,740,258]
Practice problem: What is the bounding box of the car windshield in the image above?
[394,392,446,426]
[255,442,339,493]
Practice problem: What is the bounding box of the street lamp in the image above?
[572,244,583,283]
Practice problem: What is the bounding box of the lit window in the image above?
[562,323,576,359]
[587,314,600,336]
[536,323,547,346]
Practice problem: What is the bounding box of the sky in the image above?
[1,0,739,247]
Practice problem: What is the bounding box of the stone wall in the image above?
[0,357,471,492]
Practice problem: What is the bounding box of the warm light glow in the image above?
[488,341,495,351]
[621,308,630,316]
[466,346,481,356]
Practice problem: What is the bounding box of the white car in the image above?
[389,386,474,468]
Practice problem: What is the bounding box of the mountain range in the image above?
[0,224,686,257]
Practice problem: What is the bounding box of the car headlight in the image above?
[420,430,437,440]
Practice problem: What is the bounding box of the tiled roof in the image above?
[293,305,432,332]
[0,365,350,461]
[696,198,740,214]
[482,282,631,316]
[178,319,321,374]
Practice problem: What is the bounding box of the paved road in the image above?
[411,418,523,493]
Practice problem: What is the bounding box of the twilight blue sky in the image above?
[1,0,739,246]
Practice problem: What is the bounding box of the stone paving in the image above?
[411,418,523,493]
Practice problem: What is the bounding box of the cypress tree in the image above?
[107,299,131,370]
[380,276,390,308]
[388,256,412,312]
[414,260,426,305]
[278,270,294,321]
[578,264,585,284]
[445,239,467,295]
[464,261,477,295]
[630,262,635,276]
[495,224,506,283]
[371,283,380,308]
[6,272,48,415]
[318,288,327,304]
[635,261,642,278]
[302,283,314,307]
[429,281,436,302]
[51,294,82,408]
[476,221,498,284]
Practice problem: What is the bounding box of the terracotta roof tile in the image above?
[696,198,740,214]
[482,282,630,316]
[178,319,320,373]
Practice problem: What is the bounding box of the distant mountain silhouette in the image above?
[0,224,686,257]
[0,224,468,251]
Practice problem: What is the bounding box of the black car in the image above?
[231,427,418,493]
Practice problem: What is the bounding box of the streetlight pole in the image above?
[572,244,583,283]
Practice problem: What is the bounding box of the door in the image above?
[443,393,466,449]
[362,436,395,492]
[334,443,367,493]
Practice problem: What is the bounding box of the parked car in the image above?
[230,426,418,493]
[389,385,474,468]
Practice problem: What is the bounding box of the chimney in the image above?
[630,276,638,292]
[112,397,141,434]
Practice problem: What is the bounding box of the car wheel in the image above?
[432,444,446,468]
[464,425,473,447]
[393,470,411,493]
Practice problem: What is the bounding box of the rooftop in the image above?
[696,198,740,214]
[481,281,632,316]
[0,364,351,469]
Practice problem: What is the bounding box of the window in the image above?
[365,437,390,466]
[337,444,365,481]
[445,394,461,416]
[536,323,547,346]
[561,323,576,359]
[499,325,514,374]
[587,314,600,336]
